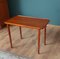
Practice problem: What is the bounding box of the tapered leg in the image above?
[44,27,46,45]
[7,25,13,48]
[38,29,40,54]
[19,26,22,39]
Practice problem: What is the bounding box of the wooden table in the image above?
[4,15,49,54]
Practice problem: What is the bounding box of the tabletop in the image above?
[5,15,49,29]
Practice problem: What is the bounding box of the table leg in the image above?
[44,27,46,45]
[7,25,13,48]
[38,29,40,54]
[19,26,22,39]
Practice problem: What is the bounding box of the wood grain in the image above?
[4,15,49,29]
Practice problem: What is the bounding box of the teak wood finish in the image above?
[0,0,9,28]
[4,15,49,54]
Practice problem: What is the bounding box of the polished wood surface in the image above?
[38,29,40,54]
[44,27,46,45]
[7,25,13,48]
[0,0,9,28]
[5,15,49,29]
[0,0,9,18]
[19,26,22,39]
[4,15,49,54]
